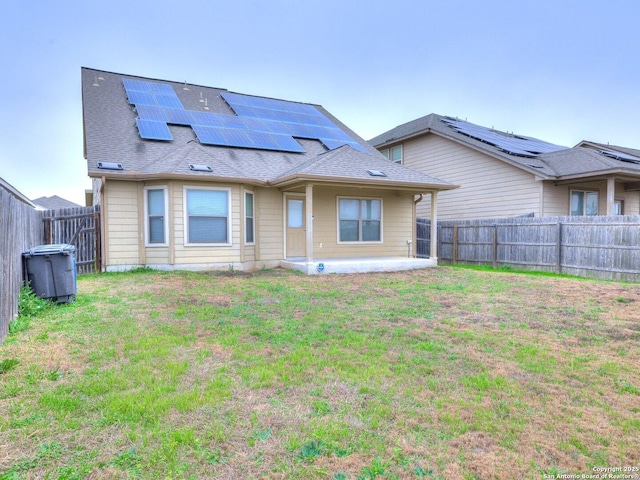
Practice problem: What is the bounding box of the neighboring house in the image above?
[82,68,456,274]
[32,195,81,210]
[370,113,640,220]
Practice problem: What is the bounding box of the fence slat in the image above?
[418,215,640,282]
[1,188,44,344]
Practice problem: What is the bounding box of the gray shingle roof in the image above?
[370,113,640,180]
[82,68,454,191]
[32,195,81,210]
[272,145,455,189]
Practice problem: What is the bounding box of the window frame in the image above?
[570,189,599,216]
[144,186,169,247]
[390,145,403,164]
[379,145,403,164]
[614,199,624,215]
[336,196,383,244]
[183,186,232,246]
[244,189,255,245]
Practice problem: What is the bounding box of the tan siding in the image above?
[104,179,421,269]
[105,180,140,265]
[145,247,170,264]
[544,181,640,216]
[312,186,413,258]
[622,189,640,215]
[256,187,285,260]
[397,135,542,220]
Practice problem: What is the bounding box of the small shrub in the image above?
[10,285,52,335]
[18,285,52,318]
[0,359,19,374]
[299,440,327,460]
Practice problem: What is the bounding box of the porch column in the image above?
[306,183,314,263]
[606,176,615,216]
[430,191,438,261]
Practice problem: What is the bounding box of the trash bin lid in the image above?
[23,244,76,257]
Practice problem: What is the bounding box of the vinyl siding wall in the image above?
[103,180,415,270]
[543,181,640,216]
[398,135,542,220]
[255,186,284,261]
[104,180,140,266]
[312,186,413,258]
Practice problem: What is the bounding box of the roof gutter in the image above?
[553,168,640,184]
[268,173,459,191]
[88,172,269,187]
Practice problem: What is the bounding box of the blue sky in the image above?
[1,0,639,205]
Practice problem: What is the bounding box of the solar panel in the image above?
[123,79,365,152]
[155,94,184,109]
[441,118,566,157]
[136,119,173,141]
[598,150,640,164]
[126,90,155,106]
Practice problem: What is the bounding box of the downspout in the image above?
[412,194,423,258]
[99,176,106,272]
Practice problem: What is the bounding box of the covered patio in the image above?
[280,256,437,275]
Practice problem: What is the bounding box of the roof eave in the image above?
[88,171,268,186]
[269,173,459,192]
[374,126,558,180]
[553,168,640,183]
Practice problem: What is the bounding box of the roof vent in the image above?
[189,164,213,172]
[97,161,124,170]
[367,170,387,177]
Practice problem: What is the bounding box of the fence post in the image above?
[492,224,498,269]
[453,226,458,264]
[556,221,562,274]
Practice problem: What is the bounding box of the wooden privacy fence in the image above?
[417,215,640,282]
[43,206,101,275]
[1,202,100,344]
[0,187,44,344]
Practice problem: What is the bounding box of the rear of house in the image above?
[83,69,456,273]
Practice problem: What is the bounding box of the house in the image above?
[370,113,640,220]
[32,195,81,210]
[81,68,456,274]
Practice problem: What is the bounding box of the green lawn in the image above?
[1,267,639,479]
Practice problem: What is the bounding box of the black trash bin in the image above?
[22,244,77,303]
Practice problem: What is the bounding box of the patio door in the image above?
[286,197,306,258]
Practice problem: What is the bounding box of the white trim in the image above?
[336,196,384,244]
[244,189,255,245]
[570,189,599,216]
[143,185,169,247]
[391,145,403,164]
[183,186,232,246]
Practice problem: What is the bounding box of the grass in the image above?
[1,267,639,478]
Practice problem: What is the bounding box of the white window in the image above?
[144,186,168,246]
[245,190,255,244]
[338,197,382,243]
[184,187,231,245]
[380,145,403,164]
[570,190,598,216]
[614,200,624,215]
